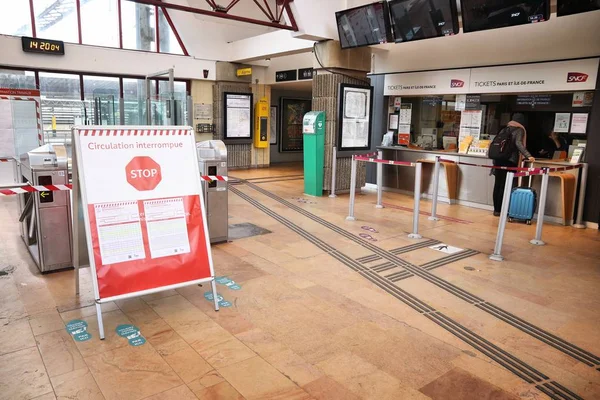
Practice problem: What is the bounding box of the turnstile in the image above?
[18,144,72,272]
[196,140,228,244]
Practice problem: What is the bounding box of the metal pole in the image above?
[96,303,105,340]
[329,146,337,198]
[119,98,125,125]
[376,150,383,209]
[210,279,220,312]
[490,171,514,261]
[573,163,588,229]
[408,162,422,239]
[346,156,357,221]
[429,156,440,221]
[531,170,549,246]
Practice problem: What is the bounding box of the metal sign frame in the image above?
[72,125,219,339]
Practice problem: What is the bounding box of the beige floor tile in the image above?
[29,310,66,336]
[71,309,132,358]
[195,337,256,369]
[31,393,57,400]
[143,385,197,400]
[85,344,182,400]
[187,370,226,392]
[36,330,86,378]
[264,349,324,387]
[302,376,362,400]
[60,303,119,323]
[50,367,104,400]
[0,346,53,400]
[0,317,36,356]
[235,328,288,358]
[217,356,302,399]
[419,367,519,400]
[190,381,244,400]
[154,335,214,384]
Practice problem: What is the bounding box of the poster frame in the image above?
[71,125,219,340]
[336,83,374,155]
[223,92,253,144]
[270,105,277,145]
[279,97,311,153]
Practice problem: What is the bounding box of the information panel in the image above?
[73,127,215,301]
[223,93,253,142]
[337,83,373,152]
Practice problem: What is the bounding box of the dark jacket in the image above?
[509,127,532,165]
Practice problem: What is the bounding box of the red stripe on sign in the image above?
[120,130,124,136]
[160,130,164,136]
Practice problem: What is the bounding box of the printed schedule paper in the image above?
[144,197,191,259]
[94,201,145,265]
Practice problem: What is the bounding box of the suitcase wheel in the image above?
[526,220,532,225]
[508,217,513,223]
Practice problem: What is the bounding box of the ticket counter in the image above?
[377,146,585,225]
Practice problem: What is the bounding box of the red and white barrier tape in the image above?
[0,176,229,196]
[546,164,582,173]
[354,155,416,167]
[438,158,544,172]
[1,184,72,196]
[0,158,14,163]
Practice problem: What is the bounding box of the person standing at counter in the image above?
[489,113,535,217]
[538,131,569,158]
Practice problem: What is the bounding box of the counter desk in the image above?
[376,146,585,225]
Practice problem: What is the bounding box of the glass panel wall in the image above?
[39,72,84,141]
[0,70,36,89]
[83,76,120,125]
[32,0,79,43]
[158,9,184,55]
[122,2,157,51]
[123,78,151,125]
[80,0,120,47]
[0,2,32,36]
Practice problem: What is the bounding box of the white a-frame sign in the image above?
[72,126,219,339]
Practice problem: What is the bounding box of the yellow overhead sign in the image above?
[236,68,252,77]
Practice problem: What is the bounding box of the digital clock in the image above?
[21,36,65,55]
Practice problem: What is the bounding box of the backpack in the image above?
[488,126,516,161]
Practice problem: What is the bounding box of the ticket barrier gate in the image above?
[18,144,72,273]
[196,140,228,244]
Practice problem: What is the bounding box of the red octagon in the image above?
[126,156,162,191]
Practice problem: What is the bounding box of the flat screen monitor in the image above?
[389,0,459,43]
[461,0,550,33]
[335,1,393,49]
[557,0,600,16]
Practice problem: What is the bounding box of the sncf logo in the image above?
[567,72,588,83]
[450,79,465,88]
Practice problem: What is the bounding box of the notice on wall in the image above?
[554,113,570,133]
[393,97,402,108]
[0,100,14,156]
[572,92,594,108]
[194,103,212,120]
[388,114,399,130]
[225,94,252,139]
[73,127,214,300]
[455,95,466,111]
[570,113,589,134]
[399,104,412,125]
[459,110,483,143]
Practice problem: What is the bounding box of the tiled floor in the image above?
[1,164,599,399]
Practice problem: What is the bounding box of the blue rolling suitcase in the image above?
[508,187,537,225]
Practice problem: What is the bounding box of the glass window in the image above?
[123,78,153,125]
[32,0,79,43]
[158,8,184,55]
[80,0,119,47]
[158,81,187,96]
[39,72,81,99]
[0,2,32,37]
[0,70,36,89]
[83,76,120,125]
[122,2,157,51]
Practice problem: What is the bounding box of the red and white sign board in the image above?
[72,126,219,337]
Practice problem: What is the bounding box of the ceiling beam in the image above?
[125,0,298,31]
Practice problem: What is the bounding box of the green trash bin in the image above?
[302,111,326,196]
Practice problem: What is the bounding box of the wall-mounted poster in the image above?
[223,92,253,143]
[280,98,311,152]
[554,113,570,133]
[571,113,589,134]
[337,84,373,152]
[270,106,277,145]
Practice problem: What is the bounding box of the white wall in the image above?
[0,35,217,80]
[263,52,316,85]
[372,12,600,74]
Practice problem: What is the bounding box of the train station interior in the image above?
[0,1,599,399]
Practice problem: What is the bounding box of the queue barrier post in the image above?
[429,156,441,221]
[530,169,550,246]
[329,146,337,198]
[490,171,514,261]
[376,150,384,209]
[408,162,422,239]
[346,156,357,221]
[573,163,588,229]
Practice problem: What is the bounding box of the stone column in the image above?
[213,62,253,169]
[311,41,372,193]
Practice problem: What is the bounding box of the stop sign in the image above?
[126,156,162,191]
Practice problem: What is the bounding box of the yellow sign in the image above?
[51,115,57,131]
[236,68,252,77]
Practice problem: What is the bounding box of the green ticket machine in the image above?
[302,111,326,196]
